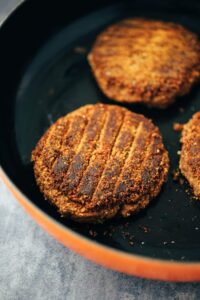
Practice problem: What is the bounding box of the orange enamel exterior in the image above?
[1,167,200,282]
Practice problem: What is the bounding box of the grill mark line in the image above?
[113,121,143,194]
[57,111,92,184]
[89,111,126,203]
[73,110,108,192]
[51,120,71,171]
[40,120,66,169]
[139,132,165,195]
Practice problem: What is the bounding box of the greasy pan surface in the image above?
[0,0,200,264]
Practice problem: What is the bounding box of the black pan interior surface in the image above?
[0,0,200,262]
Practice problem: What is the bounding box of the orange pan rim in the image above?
[1,166,200,282]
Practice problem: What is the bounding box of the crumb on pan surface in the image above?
[180,111,200,198]
[88,18,200,108]
[32,104,169,222]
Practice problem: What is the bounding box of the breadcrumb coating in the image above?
[32,104,169,222]
[88,18,200,108]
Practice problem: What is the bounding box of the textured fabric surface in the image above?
[0,178,200,300]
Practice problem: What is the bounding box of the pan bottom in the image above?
[3,2,200,262]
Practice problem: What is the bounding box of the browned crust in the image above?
[32,104,169,222]
[180,112,200,198]
[88,18,200,108]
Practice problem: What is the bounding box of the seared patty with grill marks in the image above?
[88,18,200,108]
[180,112,200,198]
[32,104,169,222]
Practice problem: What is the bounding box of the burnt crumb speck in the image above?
[128,236,135,245]
[139,225,150,233]
[121,230,130,239]
[74,46,87,54]
[172,169,184,185]
[129,241,134,246]
[120,228,135,245]
[103,230,108,236]
[89,229,97,237]
[185,188,190,194]
[88,222,136,247]
[129,235,134,241]
[172,169,180,181]
[185,186,195,198]
[124,231,131,238]
[193,195,200,201]
[173,122,184,132]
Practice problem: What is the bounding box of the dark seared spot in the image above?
[78,180,95,197]
[69,154,84,181]
[142,167,151,187]
[117,182,127,194]
[53,156,69,173]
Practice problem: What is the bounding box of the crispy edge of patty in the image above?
[88,18,200,108]
[32,104,169,223]
[179,111,200,198]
